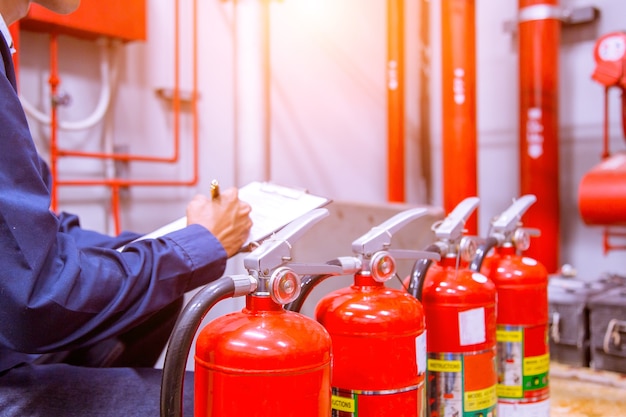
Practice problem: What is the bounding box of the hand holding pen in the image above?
[186,180,252,257]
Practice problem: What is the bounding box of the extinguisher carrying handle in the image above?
[433,197,480,242]
[351,207,433,256]
[488,194,537,241]
[160,275,256,417]
[244,208,329,274]
[284,257,362,313]
[388,248,441,262]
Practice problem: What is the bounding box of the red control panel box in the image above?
[20,0,146,42]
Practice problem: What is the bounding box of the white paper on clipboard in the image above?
[119,181,331,251]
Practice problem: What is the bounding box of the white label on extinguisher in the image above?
[416,331,427,374]
[459,307,486,346]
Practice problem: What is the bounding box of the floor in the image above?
[550,362,626,417]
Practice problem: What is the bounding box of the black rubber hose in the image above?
[160,277,237,417]
[468,236,499,273]
[284,259,343,313]
[407,244,441,301]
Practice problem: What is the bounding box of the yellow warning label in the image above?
[464,385,497,412]
[428,359,462,373]
[523,353,550,375]
[497,384,523,398]
[496,329,522,343]
[331,395,355,412]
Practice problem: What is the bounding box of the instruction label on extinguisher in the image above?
[427,350,497,417]
[496,324,550,403]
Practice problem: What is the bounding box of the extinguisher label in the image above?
[496,325,550,401]
[427,350,497,417]
[331,392,357,414]
[331,384,423,416]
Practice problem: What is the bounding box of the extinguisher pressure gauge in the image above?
[370,251,396,282]
[269,267,302,304]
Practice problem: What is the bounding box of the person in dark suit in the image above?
[0,1,252,415]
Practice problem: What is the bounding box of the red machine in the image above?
[160,209,342,417]
[470,195,550,416]
[579,32,626,233]
[287,208,440,417]
[405,197,498,417]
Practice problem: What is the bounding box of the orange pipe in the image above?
[518,0,560,273]
[48,0,199,234]
[387,0,405,203]
[441,0,477,234]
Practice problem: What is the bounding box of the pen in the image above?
[210,179,220,200]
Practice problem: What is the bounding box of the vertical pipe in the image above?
[234,0,271,186]
[9,22,19,83]
[418,0,432,204]
[49,33,59,212]
[518,0,560,273]
[387,0,405,202]
[441,0,477,233]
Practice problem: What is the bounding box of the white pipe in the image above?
[234,0,271,186]
[19,38,114,131]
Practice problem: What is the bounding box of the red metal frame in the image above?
[40,0,198,234]
[441,0,477,234]
[21,0,146,42]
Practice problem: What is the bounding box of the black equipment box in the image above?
[588,286,626,373]
[548,274,622,367]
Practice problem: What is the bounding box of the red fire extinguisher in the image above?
[286,207,441,417]
[405,197,498,417]
[469,195,550,417]
[160,209,342,417]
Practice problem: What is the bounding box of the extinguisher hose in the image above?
[407,244,441,301]
[284,259,343,313]
[160,277,237,417]
[468,236,499,272]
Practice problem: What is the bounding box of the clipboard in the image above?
[118,181,331,251]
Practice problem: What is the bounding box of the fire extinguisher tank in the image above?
[160,209,337,417]
[316,274,427,416]
[422,258,497,353]
[488,246,548,325]
[195,295,331,417]
[287,208,441,417]
[471,195,550,416]
[405,197,498,417]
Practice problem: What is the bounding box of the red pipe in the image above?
[49,33,60,212]
[47,0,199,234]
[9,22,19,83]
[441,0,477,234]
[387,0,405,203]
[518,0,560,273]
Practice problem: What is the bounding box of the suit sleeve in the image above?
[0,55,228,354]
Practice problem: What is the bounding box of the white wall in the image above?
[17,0,626,285]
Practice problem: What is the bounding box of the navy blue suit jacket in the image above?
[0,33,227,371]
